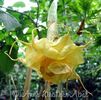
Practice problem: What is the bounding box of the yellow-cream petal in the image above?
[51,34,74,51]
[35,38,64,60]
[64,46,84,68]
[25,44,43,71]
[33,34,76,60]
[48,62,71,74]
[50,73,71,84]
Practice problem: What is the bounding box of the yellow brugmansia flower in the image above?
[23,34,84,84]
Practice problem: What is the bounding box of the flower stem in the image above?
[22,68,32,100]
[45,82,51,100]
[56,84,63,100]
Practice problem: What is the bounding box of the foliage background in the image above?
[0,0,101,100]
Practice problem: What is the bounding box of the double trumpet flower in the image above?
[23,34,84,84]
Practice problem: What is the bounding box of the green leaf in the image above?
[79,0,92,12]
[0,45,18,74]
[0,0,4,5]
[95,35,101,46]
[0,10,21,31]
[5,35,15,45]
[0,32,5,41]
[30,0,34,2]
[13,1,25,7]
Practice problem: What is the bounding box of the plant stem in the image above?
[45,82,51,100]
[22,68,32,100]
[10,75,18,100]
[56,84,63,100]
[9,78,12,100]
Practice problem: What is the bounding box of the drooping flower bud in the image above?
[47,0,59,41]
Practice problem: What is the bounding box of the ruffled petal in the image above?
[35,38,63,60]
[25,44,43,72]
[51,34,74,51]
[48,62,71,74]
[50,73,70,84]
[34,35,75,60]
[64,46,84,68]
